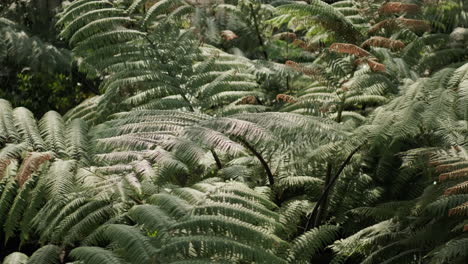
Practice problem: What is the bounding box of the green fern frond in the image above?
[60,8,126,39]
[129,204,174,231]
[287,225,340,263]
[170,215,288,253]
[69,246,126,264]
[57,0,114,26]
[0,99,19,143]
[2,252,28,264]
[148,193,193,218]
[13,107,45,151]
[27,245,61,264]
[425,194,468,216]
[102,224,157,263]
[39,111,67,157]
[70,17,135,45]
[143,0,185,26]
[278,1,363,43]
[3,173,40,243]
[428,237,468,263]
[160,235,288,264]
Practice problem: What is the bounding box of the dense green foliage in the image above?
[1,0,468,263]
[0,1,97,116]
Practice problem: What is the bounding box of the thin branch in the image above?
[211,149,222,169]
[304,144,363,231]
[314,163,333,227]
[249,4,269,60]
[238,138,274,185]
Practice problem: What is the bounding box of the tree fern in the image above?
[26,245,61,264]
[2,252,28,264]
[287,225,340,263]
[69,246,126,264]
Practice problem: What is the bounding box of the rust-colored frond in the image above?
[398,18,430,32]
[0,159,12,180]
[448,202,468,217]
[329,43,370,58]
[292,39,319,52]
[435,162,462,173]
[16,152,53,187]
[361,36,405,50]
[369,19,397,33]
[378,2,420,15]
[367,59,386,72]
[220,30,238,41]
[464,225,468,232]
[237,96,258,105]
[285,60,299,68]
[444,181,468,196]
[369,18,430,34]
[276,94,297,103]
[439,167,468,182]
[285,60,323,77]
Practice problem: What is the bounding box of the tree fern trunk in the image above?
[313,163,332,227]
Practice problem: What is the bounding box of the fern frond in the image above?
[2,252,28,264]
[429,238,468,263]
[278,1,363,43]
[39,111,66,157]
[27,245,61,264]
[3,173,40,243]
[13,107,45,151]
[160,235,288,264]
[103,224,157,263]
[0,99,19,143]
[287,225,340,263]
[69,246,126,264]
[129,204,174,232]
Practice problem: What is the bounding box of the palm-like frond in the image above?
[2,252,28,264]
[69,246,126,264]
[287,225,340,263]
[26,245,61,264]
[277,0,364,44]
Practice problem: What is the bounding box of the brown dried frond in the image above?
[16,152,53,187]
[439,167,468,182]
[464,225,468,232]
[369,19,397,34]
[292,39,320,52]
[444,181,468,196]
[354,57,386,72]
[285,60,300,68]
[435,162,459,173]
[369,18,430,34]
[276,94,297,103]
[285,60,322,76]
[379,2,420,15]
[398,18,430,32]
[329,43,370,57]
[448,202,468,217]
[0,159,12,180]
[431,157,466,171]
[367,59,386,72]
[237,96,258,105]
[428,160,442,167]
[220,30,238,41]
[362,36,405,50]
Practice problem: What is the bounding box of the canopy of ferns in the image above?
[0,0,467,264]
